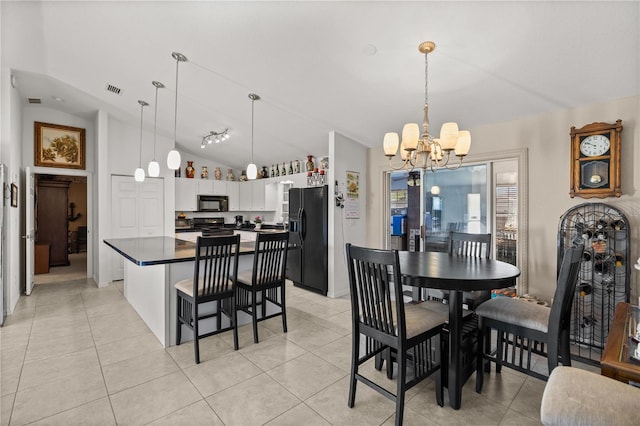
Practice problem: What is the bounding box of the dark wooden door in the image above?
[37,180,70,266]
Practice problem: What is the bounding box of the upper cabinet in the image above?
[175,173,309,212]
[175,179,197,211]
[227,182,240,211]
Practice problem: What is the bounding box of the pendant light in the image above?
[246,93,260,180]
[148,80,164,177]
[167,52,187,170]
[135,100,149,182]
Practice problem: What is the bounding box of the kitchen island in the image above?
[104,236,262,347]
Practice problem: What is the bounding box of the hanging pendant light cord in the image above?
[251,97,254,164]
[139,102,145,167]
[173,58,179,144]
[153,86,159,160]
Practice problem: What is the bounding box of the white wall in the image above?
[329,131,367,298]
[368,95,640,302]
[0,68,24,313]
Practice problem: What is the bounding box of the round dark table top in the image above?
[398,251,521,292]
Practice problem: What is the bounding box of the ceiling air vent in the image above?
[28,98,41,104]
[105,84,122,95]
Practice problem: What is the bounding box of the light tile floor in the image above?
[1,278,599,425]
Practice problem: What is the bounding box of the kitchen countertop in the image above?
[175,225,287,233]
[104,236,260,266]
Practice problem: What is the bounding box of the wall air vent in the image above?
[27,98,41,104]
[105,84,122,95]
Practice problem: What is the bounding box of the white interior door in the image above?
[24,167,35,295]
[110,175,165,281]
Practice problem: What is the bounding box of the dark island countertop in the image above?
[104,236,260,266]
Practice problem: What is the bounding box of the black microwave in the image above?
[197,195,228,212]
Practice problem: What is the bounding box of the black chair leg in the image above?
[252,291,259,343]
[176,295,182,345]
[476,320,485,393]
[232,296,239,351]
[193,307,200,364]
[281,287,288,333]
[495,330,503,374]
[436,370,444,407]
[395,353,406,426]
[348,332,359,408]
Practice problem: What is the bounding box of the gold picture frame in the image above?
[35,122,86,170]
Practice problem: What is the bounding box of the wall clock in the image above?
[570,120,622,199]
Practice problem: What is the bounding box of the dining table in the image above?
[397,251,521,410]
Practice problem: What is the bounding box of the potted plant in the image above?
[254,216,262,230]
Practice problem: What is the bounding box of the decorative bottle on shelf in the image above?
[288,161,293,175]
[226,168,235,181]
[281,162,287,175]
[275,164,280,177]
[185,161,195,179]
[201,166,209,179]
[214,167,221,180]
[261,166,269,178]
[306,155,314,172]
[270,165,275,177]
[294,160,300,174]
[175,167,181,178]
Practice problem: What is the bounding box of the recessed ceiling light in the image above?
[53,96,64,102]
[363,44,377,56]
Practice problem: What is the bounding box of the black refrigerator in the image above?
[287,186,328,295]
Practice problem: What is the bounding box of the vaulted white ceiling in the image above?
[3,1,639,171]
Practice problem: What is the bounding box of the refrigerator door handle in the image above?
[301,208,306,241]
[297,207,303,242]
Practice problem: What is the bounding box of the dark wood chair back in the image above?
[448,231,492,259]
[193,234,240,298]
[548,245,583,345]
[250,232,289,288]
[346,243,405,346]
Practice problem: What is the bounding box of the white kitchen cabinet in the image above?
[239,182,252,210]
[227,181,239,211]
[197,180,214,195]
[196,179,226,196]
[264,182,278,212]
[212,180,227,195]
[252,180,265,211]
[288,173,308,188]
[175,178,197,211]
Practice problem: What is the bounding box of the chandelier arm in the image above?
[444,156,465,170]
[387,156,417,172]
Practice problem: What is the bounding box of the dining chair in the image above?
[475,244,583,391]
[421,231,492,309]
[175,234,240,364]
[236,231,289,344]
[449,231,492,309]
[346,243,446,425]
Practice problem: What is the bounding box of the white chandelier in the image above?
[383,41,471,172]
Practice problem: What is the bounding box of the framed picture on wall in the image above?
[10,183,17,208]
[34,122,86,170]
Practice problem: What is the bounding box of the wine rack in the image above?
[557,203,630,365]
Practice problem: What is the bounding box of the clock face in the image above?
[580,134,610,157]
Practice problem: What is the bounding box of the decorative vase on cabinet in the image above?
[320,156,329,170]
[306,155,314,172]
[214,167,222,180]
[201,166,209,179]
[227,169,235,181]
[185,161,195,179]
[261,166,269,178]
